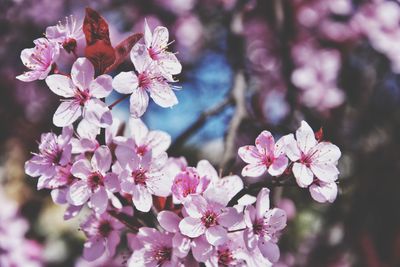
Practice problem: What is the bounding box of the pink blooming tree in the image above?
[19,8,342,266]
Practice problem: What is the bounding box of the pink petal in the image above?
[238,145,263,164]
[191,236,213,263]
[83,99,113,127]
[89,187,108,214]
[132,184,152,212]
[183,195,208,218]
[309,182,338,203]
[312,142,341,164]
[244,227,258,251]
[83,237,105,261]
[149,82,178,108]
[218,207,242,228]
[179,217,205,238]
[106,231,120,257]
[53,101,82,127]
[296,121,317,154]
[158,211,181,233]
[255,131,275,155]
[115,145,139,168]
[131,44,151,73]
[172,233,191,258]
[92,146,111,174]
[16,71,42,82]
[274,135,287,156]
[310,162,339,183]
[129,88,149,118]
[146,130,171,155]
[283,134,301,161]
[144,19,153,48]
[265,208,287,231]
[71,159,92,179]
[258,239,280,263]
[210,175,244,204]
[152,26,169,48]
[268,155,288,176]
[89,74,113,98]
[128,118,148,143]
[292,162,313,188]
[68,180,90,206]
[159,52,182,76]
[112,71,138,94]
[64,205,83,220]
[45,75,75,97]
[244,205,256,227]
[205,225,227,246]
[104,173,120,192]
[242,163,267,177]
[196,160,219,181]
[148,172,172,197]
[71,58,94,90]
[256,188,270,219]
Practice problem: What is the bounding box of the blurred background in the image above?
[1,0,400,266]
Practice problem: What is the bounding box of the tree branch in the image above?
[169,96,234,152]
[220,71,247,172]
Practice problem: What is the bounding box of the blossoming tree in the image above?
[20,8,341,266]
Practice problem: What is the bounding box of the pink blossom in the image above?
[16,38,59,82]
[291,47,345,111]
[116,118,171,158]
[68,146,120,214]
[171,167,210,203]
[25,126,73,186]
[171,160,243,204]
[112,44,178,118]
[238,131,288,177]
[204,233,249,266]
[45,15,84,53]
[45,57,113,127]
[309,181,338,203]
[284,121,341,193]
[128,227,181,267]
[179,193,242,247]
[80,211,125,261]
[243,188,287,263]
[116,146,171,212]
[157,211,214,263]
[141,19,182,79]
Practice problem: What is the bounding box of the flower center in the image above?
[218,248,234,266]
[75,89,91,106]
[262,155,274,167]
[148,47,161,60]
[88,172,104,190]
[153,246,172,265]
[98,221,113,237]
[136,145,148,157]
[132,169,147,185]
[138,72,152,89]
[201,210,218,228]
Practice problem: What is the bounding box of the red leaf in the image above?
[315,127,324,142]
[83,8,115,75]
[104,33,143,74]
[152,196,167,211]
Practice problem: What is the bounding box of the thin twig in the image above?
[108,94,130,109]
[220,71,247,172]
[169,96,234,152]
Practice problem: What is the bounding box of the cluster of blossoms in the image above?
[19,8,342,266]
[287,0,400,112]
[0,188,43,267]
[239,121,341,203]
